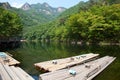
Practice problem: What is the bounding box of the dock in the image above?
[40,56,116,80]
[0,63,34,80]
[0,52,20,66]
[34,53,99,72]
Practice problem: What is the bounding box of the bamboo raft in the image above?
[34,53,99,72]
[40,56,116,80]
[0,52,20,66]
[0,63,34,80]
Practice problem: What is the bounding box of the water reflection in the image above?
[8,42,120,80]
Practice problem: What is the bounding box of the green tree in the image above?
[64,12,88,42]
[88,4,120,43]
[0,8,22,39]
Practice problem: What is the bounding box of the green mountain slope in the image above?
[58,0,120,19]
[0,2,66,27]
[18,3,66,27]
[23,0,120,43]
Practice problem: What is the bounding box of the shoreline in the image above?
[20,40,120,46]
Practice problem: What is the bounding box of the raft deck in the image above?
[0,63,34,80]
[40,56,116,80]
[35,53,99,72]
[0,52,20,66]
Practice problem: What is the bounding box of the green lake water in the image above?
[7,42,120,80]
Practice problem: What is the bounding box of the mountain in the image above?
[21,2,31,10]
[21,2,66,15]
[57,7,66,13]
[58,0,120,19]
[58,1,89,19]
[0,2,66,28]
[0,2,66,27]
[0,2,11,9]
[18,2,66,27]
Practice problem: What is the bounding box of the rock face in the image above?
[42,2,50,7]
[57,7,66,13]
[21,2,66,15]
[0,2,11,9]
[21,3,31,10]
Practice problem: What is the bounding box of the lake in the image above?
[7,42,120,80]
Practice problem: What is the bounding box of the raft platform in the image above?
[40,56,116,80]
[0,52,34,80]
[0,52,20,66]
[0,63,34,80]
[34,53,99,72]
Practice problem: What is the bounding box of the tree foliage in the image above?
[88,4,120,43]
[0,8,22,38]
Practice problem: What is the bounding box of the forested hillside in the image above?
[0,2,66,28]
[12,3,66,27]
[23,0,120,44]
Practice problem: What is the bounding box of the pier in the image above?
[34,53,99,72]
[40,56,116,80]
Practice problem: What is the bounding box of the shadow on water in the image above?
[6,42,120,80]
[0,42,21,51]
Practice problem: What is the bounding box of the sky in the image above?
[0,0,88,8]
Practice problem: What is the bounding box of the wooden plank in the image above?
[10,66,31,80]
[35,53,99,72]
[7,55,20,66]
[87,57,116,80]
[0,63,33,80]
[40,56,116,80]
[40,63,95,80]
[0,52,20,66]
[64,57,115,80]
[0,53,34,80]
[40,66,87,80]
[40,56,109,77]
[0,63,12,80]
[3,64,20,80]
[47,54,98,71]
[16,67,34,80]
[0,73,2,80]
